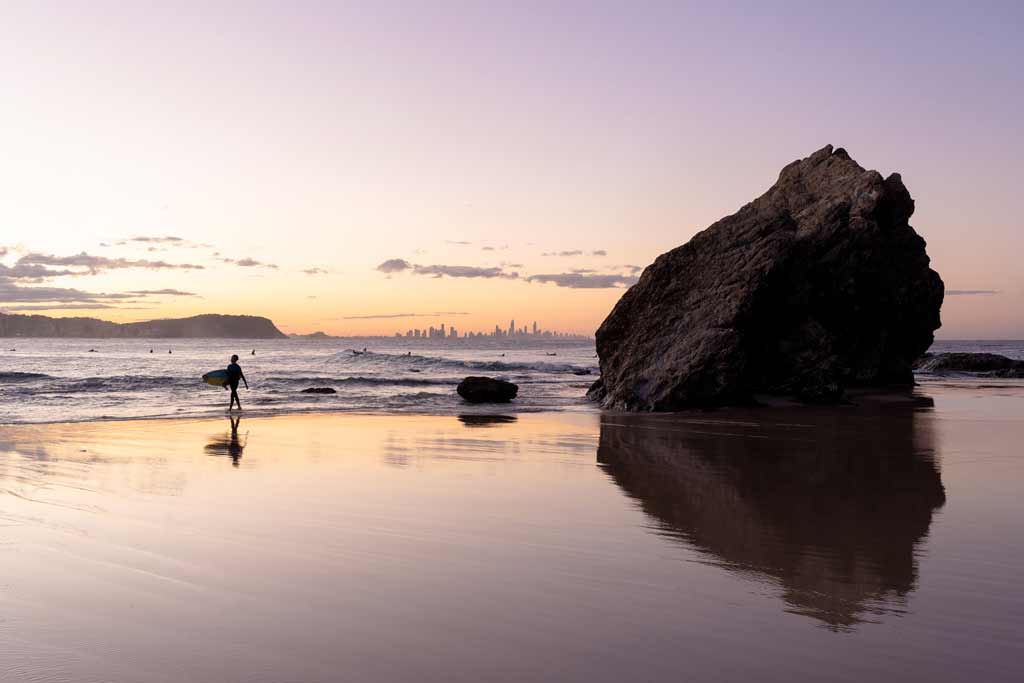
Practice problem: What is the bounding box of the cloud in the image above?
[0,303,135,312]
[0,263,77,281]
[128,289,200,297]
[542,250,584,257]
[222,257,278,269]
[591,250,607,256]
[0,282,135,304]
[302,267,329,275]
[445,240,472,245]
[341,311,471,320]
[946,290,998,295]
[377,259,519,280]
[377,258,412,273]
[128,235,185,244]
[623,264,644,274]
[17,252,204,274]
[413,264,518,279]
[527,273,639,289]
[482,246,495,251]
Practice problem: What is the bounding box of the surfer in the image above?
[227,354,249,410]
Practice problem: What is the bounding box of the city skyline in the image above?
[395,319,589,340]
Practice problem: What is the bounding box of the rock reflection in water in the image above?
[597,405,945,630]
[458,414,518,428]
[204,415,247,466]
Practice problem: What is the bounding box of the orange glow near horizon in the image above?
[2,3,1022,339]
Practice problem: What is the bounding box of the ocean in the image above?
[0,337,1019,424]
[0,337,599,424]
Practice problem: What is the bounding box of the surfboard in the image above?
[203,369,229,387]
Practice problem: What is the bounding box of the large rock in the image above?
[592,145,944,410]
[457,377,518,403]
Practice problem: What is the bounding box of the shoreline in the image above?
[1,374,1020,428]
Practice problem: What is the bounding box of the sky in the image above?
[1,0,1022,337]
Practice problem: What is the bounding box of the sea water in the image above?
[0,337,1019,424]
[0,337,599,423]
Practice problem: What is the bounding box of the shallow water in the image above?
[2,337,1020,425]
[0,383,1020,681]
[0,337,598,423]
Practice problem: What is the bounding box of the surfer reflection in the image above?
[205,415,247,467]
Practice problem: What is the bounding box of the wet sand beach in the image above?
[0,386,1021,681]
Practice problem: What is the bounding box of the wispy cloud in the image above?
[445,240,472,246]
[0,282,135,304]
[542,250,584,257]
[127,235,185,244]
[946,289,999,295]
[376,259,518,279]
[17,252,204,274]
[302,267,329,276]
[222,257,278,269]
[0,303,151,312]
[128,289,200,297]
[341,311,471,320]
[527,273,639,289]
[591,250,607,256]
[413,264,518,279]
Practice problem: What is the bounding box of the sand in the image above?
[0,387,1020,681]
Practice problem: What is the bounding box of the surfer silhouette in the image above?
[227,354,248,410]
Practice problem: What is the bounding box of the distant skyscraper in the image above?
[532,321,537,335]
[509,319,515,336]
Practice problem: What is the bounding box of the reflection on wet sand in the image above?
[597,405,946,630]
[204,415,247,466]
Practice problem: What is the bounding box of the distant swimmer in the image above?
[168,349,172,354]
[88,349,97,353]
[545,352,557,356]
[150,349,154,353]
[226,354,249,411]
[251,349,256,355]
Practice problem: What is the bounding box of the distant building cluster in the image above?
[395,320,585,340]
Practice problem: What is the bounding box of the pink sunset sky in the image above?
[1,1,1021,337]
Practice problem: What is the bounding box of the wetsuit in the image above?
[227,362,243,409]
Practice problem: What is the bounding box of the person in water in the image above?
[226,354,249,410]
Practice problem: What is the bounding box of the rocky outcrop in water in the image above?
[457,377,518,403]
[301,387,337,394]
[0,313,287,338]
[915,352,1024,377]
[591,146,944,410]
